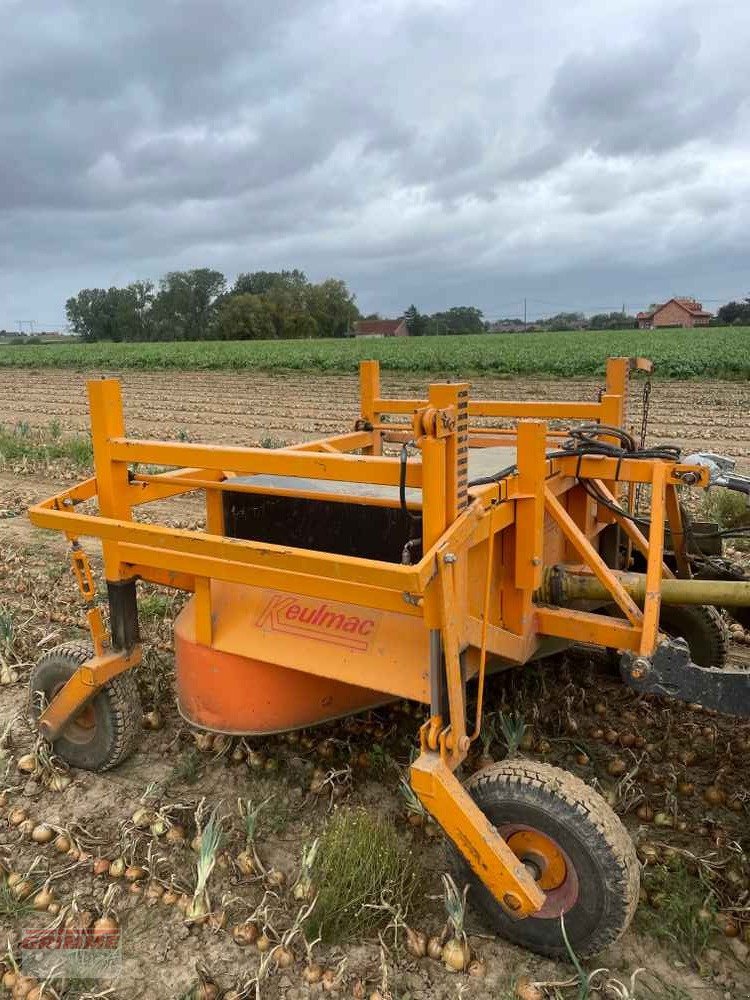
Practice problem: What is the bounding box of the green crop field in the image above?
[0,328,748,378]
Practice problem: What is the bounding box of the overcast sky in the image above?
[1,0,749,329]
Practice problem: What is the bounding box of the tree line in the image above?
[717,297,750,326]
[64,270,494,342]
[65,269,360,342]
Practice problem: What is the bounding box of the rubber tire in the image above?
[29,643,142,772]
[658,603,728,669]
[602,602,728,669]
[451,759,639,959]
[694,563,750,632]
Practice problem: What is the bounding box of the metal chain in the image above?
[634,379,652,513]
[639,379,652,449]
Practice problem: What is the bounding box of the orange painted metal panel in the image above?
[175,580,432,706]
[175,629,391,734]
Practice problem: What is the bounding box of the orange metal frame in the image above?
[28,355,709,920]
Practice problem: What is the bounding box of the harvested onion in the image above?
[17,753,38,774]
[427,935,443,960]
[704,785,726,806]
[232,920,259,946]
[405,927,427,957]
[302,964,323,984]
[442,938,470,972]
[31,824,54,845]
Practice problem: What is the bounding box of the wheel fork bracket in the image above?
[410,751,545,918]
[37,646,142,741]
[621,638,750,718]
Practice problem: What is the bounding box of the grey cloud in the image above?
[0,0,749,327]
[545,22,746,156]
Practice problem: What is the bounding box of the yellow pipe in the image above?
[539,568,750,607]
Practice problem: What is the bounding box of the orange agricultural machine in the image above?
[27,357,750,957]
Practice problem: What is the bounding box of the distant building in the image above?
[636,298,713,329]
[0,330,71,344]
[353,318,408,338]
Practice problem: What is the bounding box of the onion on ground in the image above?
[440,873,471,972]
[185,810,222,926]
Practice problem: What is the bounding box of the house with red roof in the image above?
[636,298,713,329]
[353,318,408,338]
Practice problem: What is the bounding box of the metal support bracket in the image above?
[621,639,750,718]
[70,543,96,602]
[37,646,142,741]
[410,750,545,918]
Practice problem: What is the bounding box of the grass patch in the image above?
[165,748,203,787]
[139,590,176,622]
[0,882,34,920]
[635,862,715,963]
[0,604,15,650]
[0,421,92,469]
[701,487,750,530]
[307,807,420,943]
[259,793,291,835]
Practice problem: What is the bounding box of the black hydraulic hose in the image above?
[400,442,421,522]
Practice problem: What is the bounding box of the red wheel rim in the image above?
[499,823,580,918]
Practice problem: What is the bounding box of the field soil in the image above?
[1,369,749,467]
[0,369,749,1000]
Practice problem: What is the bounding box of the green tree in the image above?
[404,304,428,336]
[66,288,105,342]
[539,312,586,331]
[151,269,226,340]
[589,311,636,330]
[65,287,135,342]
[429,306,484,335]
[717,297,750,325]
[306,278,359,337]
[232,270,308,298]
[217,294,276,340]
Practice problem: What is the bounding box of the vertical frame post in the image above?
[640,463,667,655]
[598,392,625,517]
[604,357,629,428]
[421,435,447,554]
[359,360,382,456]
[515,421,547,591]
[427,382,470,523]
[205,489,225,536]
[87,379,133,581]
[504,420,546,635]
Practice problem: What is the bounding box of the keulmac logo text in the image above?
[257,595,379,652]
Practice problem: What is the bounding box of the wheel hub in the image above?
[51,682,97,745]
[506,829,567,891]
[499,823,580,918]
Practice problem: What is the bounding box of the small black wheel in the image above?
[451,759,639,959]
[694,562,750,633]
[602,602,728,669]
[658,603,728,668]
[29,643,142,772]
